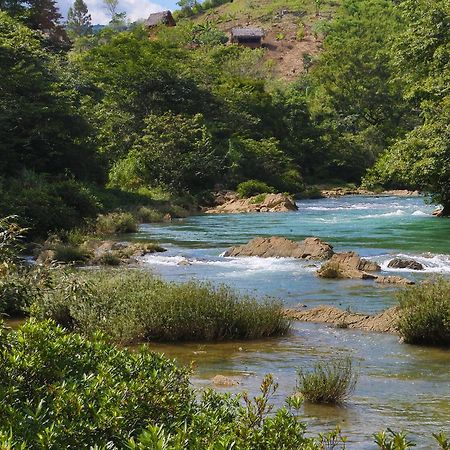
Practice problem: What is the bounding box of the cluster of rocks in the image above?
[37,239,166,266]
[224,236,421,285]
[205,193,298,214]
[317,252,415,285]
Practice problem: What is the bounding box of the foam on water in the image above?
[374,253,450,274]
[141,253,318,274]
[360,209,406,219]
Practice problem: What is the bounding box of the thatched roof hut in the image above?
[231,27,264,47]
[145,10,176,28]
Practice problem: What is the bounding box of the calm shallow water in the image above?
[132,196,450,447]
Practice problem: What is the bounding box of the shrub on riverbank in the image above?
[95,212,138,235]
[0,320,334,449]
[397,278,450,346]
[31,269,290,343]
[236,180,276,198]
[296,356,358,404]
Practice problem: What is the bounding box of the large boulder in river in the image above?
[317,252,380,279]
[205,193,297,214]
[224,236,334,260]
[387,258,424,271]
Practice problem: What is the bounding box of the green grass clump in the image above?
[397,278,450,346]
[317,262,344,279]
[237,180,276,199]
[51,244,91,264]
[31,269,290,343]
[296,356,357,404]
[95,212,138,235]
[135,206,165,223]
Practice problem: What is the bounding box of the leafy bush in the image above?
[31,269,290,343]
[135,206,165,223]
[0,216,27,270]
[0,175,101,239]
[0,268,41,316]
[397,278,450,346]
[95,212,138,235]
[0,320,193,449]
[297,357,358,404]
[237,180,276,198]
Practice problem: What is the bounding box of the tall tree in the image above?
[66,0,92,38]
[103,0,126,27]
[0,0,68,48]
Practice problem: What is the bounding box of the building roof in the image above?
[145,10,174,27]
[231,27,264,38]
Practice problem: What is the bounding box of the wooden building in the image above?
[145,11,176,28]
[230,27,264,48]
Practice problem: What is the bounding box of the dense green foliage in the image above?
[30,269,290,343]
[363,0,450,214]
[296,357,358,404]
[0,320,333,449]
[397,279,450,346]
[1,321,447,449]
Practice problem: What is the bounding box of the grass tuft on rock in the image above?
[296,356,357,404]
[30,269,290,343]
[397,278,450,346]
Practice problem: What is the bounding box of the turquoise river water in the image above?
[133,196,450,448]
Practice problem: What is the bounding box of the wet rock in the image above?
[317,252,380,279]
[205,193,297,214]
[284,305,400,333]
[224,236,334,260]
[387,258,424,271]
[375,275,415,286]
[432,208,444,217]
[211,375,239,387]
[177,259,192,266]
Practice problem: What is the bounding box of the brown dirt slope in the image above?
[196,0,340,80]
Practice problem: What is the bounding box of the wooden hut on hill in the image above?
[145,11,176,28]
[230,27,264,48]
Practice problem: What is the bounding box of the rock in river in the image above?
[205,193,297,214]
[317,252,415,284]
[387,258,424,271]
[223,236,334,260]
[317,252,380,279]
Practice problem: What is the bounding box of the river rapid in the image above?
[133,195,450,448]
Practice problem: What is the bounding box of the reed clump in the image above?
[397,278,450,346]
[31,269,290,343]
[296,356,358,404]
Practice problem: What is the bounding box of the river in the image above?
[132,195,450,448]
